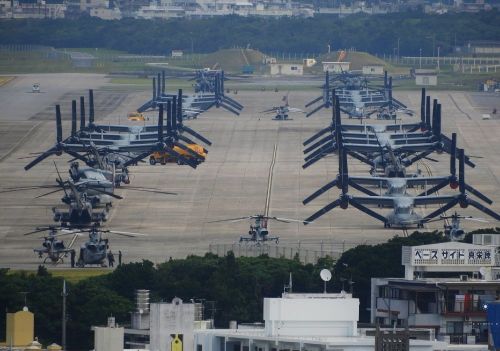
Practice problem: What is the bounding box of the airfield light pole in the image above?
[397,37,400,63]
[62,280,67,351]
[437,46,441,72]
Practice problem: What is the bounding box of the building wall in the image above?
[415,75,437,86]
[150,300,196,351]
[94,327,124,351]
[263,296,359,337]
[322,62,350,73]
[5,310,34,347]
[362,65,384,75]
[269,63,303,76]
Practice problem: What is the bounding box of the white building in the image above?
[322,61,350,73]
[362,65,384,75]
[370,236,500,346]
[415,69,438,86]
[94,317,125,351]
[269,63,303,76]
[195,293,447,351]
[124,291,210,351]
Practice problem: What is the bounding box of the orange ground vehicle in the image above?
[149,144,206,165]
[127,112,147,121]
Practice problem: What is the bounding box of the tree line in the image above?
[0,10,498,56]
[0,231,457,350]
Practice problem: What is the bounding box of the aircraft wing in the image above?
[393,142,440,152]
[350,195,395,207]
[384,123,421,132]
[413,195,457,206]
[405,176,451,187]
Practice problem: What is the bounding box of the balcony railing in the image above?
[441,301,487,316]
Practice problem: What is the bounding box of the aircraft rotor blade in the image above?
[467,198,500,221]
[123,151,154,167]
[305,96,323,108]
[423,199,460,220]
[180,125,212,146]
[303,178,338,205]
[306,103,326,117]
[219,102,240,116]
[303,198,342,224]
[464,184,493,205]
[303,126,333,146]
[172,141,203,161]
[207,216,251,223]
[349,198,388,224]
[24,149,57,171]
[164,143,198,169]
[418,179,450,197]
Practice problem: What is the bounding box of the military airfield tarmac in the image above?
[0,73,499,269]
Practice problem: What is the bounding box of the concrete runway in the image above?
[0,74,499,269]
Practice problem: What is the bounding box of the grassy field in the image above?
[8,268,111,284]
[0,76,15,86]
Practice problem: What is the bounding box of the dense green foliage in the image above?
[0,231,448,350]
[0,11,498,56]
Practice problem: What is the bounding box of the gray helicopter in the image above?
[23,226,78,264]
[69,225,145,267]
[209,215,304,244]
[260,94,304,120]
[426,212,488,241]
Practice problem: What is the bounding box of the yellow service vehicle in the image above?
[127,112,147,121]
[149,144,206,165]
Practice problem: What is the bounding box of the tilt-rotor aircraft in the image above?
[302,89,476,176]
[305,71,409,119]
[137,70,243,116]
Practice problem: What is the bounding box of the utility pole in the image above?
[437,46,440,72]
[62,280,67,351]
[397,37,400,63]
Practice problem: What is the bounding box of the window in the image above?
[484,235,492,245]
[447,321,464,334]
[197,345,202,351]
[290,66,297,71]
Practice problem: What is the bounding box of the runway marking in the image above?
[448,93,472,120]
[0,121,42,163]
[264,143,278,217]
[0,76,15,87]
